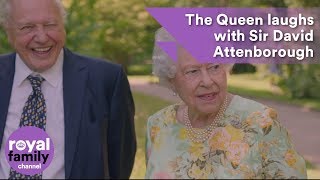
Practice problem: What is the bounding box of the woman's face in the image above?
[171,48,228,116]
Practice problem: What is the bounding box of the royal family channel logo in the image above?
[5,126,54,176]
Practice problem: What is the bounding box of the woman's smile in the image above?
[197,92,218,101]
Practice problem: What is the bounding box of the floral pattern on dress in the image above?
[145,95,307,179]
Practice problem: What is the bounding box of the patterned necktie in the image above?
[9,75,46,179]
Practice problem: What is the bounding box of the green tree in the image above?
[0,28,12,53]
[64,0,103,57]
[63,0,163,72]
[277,65,320,98]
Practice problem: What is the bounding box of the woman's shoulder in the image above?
[228,95,278,123]
[147,104,178,125]
[229,95,278,114]
[230,95,267,113]
[228,95,280,134]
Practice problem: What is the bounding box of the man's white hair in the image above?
[0,0,67,27]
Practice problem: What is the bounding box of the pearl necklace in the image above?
[184,96,228,143]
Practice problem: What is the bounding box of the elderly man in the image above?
[0,0,136,179]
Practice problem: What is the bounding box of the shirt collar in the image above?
[14,50,64,88]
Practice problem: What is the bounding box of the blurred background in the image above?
[0,0,319,178]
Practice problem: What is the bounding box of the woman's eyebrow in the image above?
[183,64,202,68]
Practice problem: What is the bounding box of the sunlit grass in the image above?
[130,92,171,179]
[128,64,152,75]
[228,73,276,92]
[307,169,320,179]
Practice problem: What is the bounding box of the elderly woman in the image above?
[145,28,307,179]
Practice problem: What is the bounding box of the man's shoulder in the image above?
[65,49,121,71]
[0,52,16,70]
[0,52,15,61]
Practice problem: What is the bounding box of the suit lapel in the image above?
[63,49,88,178]
[0,54,15,148]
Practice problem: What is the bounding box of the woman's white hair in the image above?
[152,27,234,89]
[0,0,67,27]
[152,27,178,88]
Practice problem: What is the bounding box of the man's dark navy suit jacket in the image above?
[0,48,136,179]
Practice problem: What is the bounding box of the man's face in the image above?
[6,0,66,72]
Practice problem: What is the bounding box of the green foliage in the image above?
[306,160,317,170]
[284,0,320,7]
[65,0,103,58]
[277,65,320,99]
[231,64,256,74]
[145,0,285,7]
[61,0,298,73]
[0,27,12,53]
[63,0,162,72]
[98,0,158,70]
